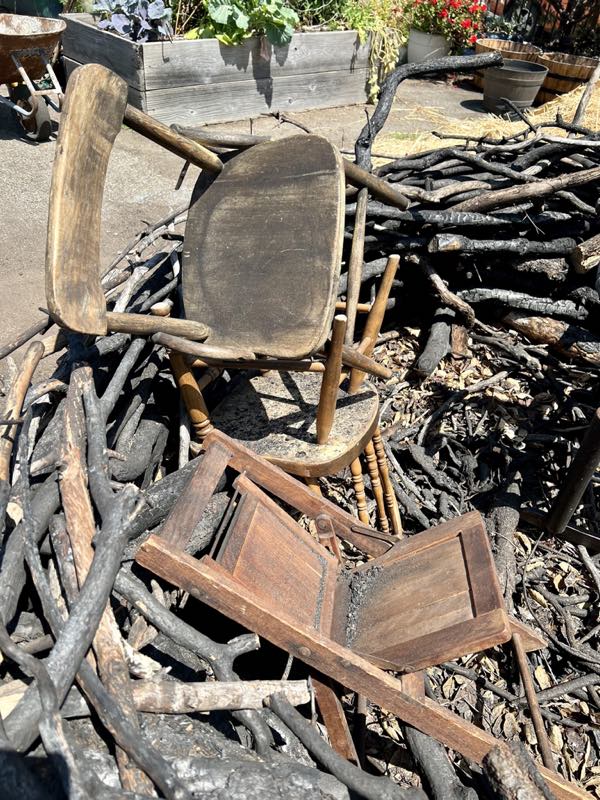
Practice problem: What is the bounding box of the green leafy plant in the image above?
[481,9,515,36]
[289,0,346,28]
[342,0,408,99]
[184,0,299,45]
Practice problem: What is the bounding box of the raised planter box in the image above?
[61,13,369,125]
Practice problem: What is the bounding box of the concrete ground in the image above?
[0,75,487,350]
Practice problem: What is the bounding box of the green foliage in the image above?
[289,0,346,28]
[184,0,298,45]
[341,0,408,100]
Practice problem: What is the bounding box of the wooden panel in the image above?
[362,511,484,568]
[217,477,338,633]
[159,440,232,550]
[349,538,473,653]
[461,525,504,616]
[362,610,512,673]
[63,56,146,110]
[142,31,369,90]
[134,536,586,800]
[347,513,512,672]
[143,69,368,126]
[183,135,345,359]
[61,14,145,90]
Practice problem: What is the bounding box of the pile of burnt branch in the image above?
[0,60,600,800]
[0,206,598,799]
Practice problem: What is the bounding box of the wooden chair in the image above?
[134,432,583,800]
[44,61,398,531]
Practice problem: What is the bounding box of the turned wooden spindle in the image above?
[364,441,390,532]
[350,457,370,525]
[372,428,402,536]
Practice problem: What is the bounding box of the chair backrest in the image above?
[46,63,128,336]
[215,475,339,634]
[182,134,345,360]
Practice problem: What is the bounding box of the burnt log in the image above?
[503,313,600,366]
[428,234,576,257]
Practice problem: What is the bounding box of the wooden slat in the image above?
[135,536,587,800]
[312,675,359,763]
[159,440,232,549]
[141,31,369,90]
[461,525,504,616]
[62,56,146,110]
[46,63,127,336]
[143,69,368,126]
[363,610,512,673]
[61,14,145,90]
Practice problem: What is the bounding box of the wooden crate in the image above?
[61,13,369,125]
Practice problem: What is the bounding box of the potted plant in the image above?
[405,0,485,63]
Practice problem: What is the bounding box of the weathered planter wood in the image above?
[61,13,369,125]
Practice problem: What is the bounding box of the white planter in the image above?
[407,28,450,63]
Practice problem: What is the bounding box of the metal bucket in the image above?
[0,13,65,84]
[473,38,542,90]
[483,58,548,114]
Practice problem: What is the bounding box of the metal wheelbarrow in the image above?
[0,13,65,141]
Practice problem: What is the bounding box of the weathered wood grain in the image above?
[143,69,368,125]
[135,536,586,800]
[141,31,369,90]
[61,16,369,123]
[46,63,128,336]
[183,134,345,359]
[61,13,144,89]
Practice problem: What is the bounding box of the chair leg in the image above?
[350,457,370,525]
[169,352,213,443]
[372,428,403,536]
[317,314,347,445]
[312,675,359,764]
[304,477,322,495]
[363,440,390,533]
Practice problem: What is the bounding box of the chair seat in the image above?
[210,371,380,477]
[334,512,512,672]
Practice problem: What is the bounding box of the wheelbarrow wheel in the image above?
[10,85,52,143]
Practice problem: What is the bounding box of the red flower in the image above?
[449,0,461,7]
[469,34,477,42]
[468,3,478,10]
[472,21,479,28]
[460,17,472,27]
[439,8,448,17]
[480,2,487,8]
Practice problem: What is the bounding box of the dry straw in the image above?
[375,82,600,161]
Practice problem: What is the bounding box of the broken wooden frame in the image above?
[135,431,585,800]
